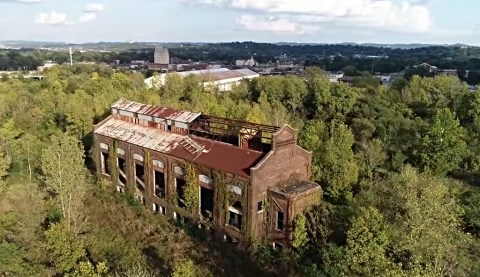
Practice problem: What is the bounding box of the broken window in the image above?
[228,184,242,196]
[199,174,212,184]
[154,170,165,198]
[257,201,263,212]
[176,178,187,208]
[153,203,160,213]
[228,201,243,229]
[135,163,145,192]
[116,148,125,155]
[273,242,283,251]
[276,211,284,231]
[174,166,185,176]
[101,152,111,175]
[200,187,214,221]
[118,157,127,185]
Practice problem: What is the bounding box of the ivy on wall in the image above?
[262,198,271,242]
[144,151,152,193]
[213,170,228,225]
[108,140,118,187]
[184,162,199,213]
[292,214,308,249]
[167,163,177,205]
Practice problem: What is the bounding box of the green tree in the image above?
[374,166,469,276]
[344,207,400,276]
[41,134,88,235]
[356,139,387,179]
[322,122,358,201]
[67,261,110,277]
[0,144,11,195]
[299,120,328,181]
[420,108,467,175]
[45,222,86,273]
[172,259,196,277]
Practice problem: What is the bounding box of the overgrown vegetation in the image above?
[1,64,480,276]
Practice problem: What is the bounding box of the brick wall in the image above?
[249,126,312,241]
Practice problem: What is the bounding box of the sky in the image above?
[0,0,477,45]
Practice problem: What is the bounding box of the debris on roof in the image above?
[112,99,201,124]
[94,118,265,177]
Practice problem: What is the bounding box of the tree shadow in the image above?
[451,171,480,188]
[142,245,170,276]
[179,223,278,277]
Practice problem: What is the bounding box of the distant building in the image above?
[147,64,171,72]
[154,46,170,65]
[145,68,260,91]
[94,99,322,248]
[326,72,344,83]
[440,69,458,77]
[37,61,58,72]
[236,56,258,67]
[374,74,393,85]
[414,63,439,73]
[414,63,458,77]
[339,76,355,86]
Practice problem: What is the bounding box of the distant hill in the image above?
[0,40,476,51]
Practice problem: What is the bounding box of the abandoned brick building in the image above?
[93,99,322,248]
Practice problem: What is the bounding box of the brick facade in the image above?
[94,100,322,248]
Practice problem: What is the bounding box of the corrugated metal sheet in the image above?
[112,99,201,124]
[95,118,265,177]
[95,118,183,153]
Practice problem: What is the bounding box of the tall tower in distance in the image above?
[154,46,170,65]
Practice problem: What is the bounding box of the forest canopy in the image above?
[0,64,479,276]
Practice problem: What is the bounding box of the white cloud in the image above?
[84,3,105,13]
[0,0,45,3]
[79,12,96,22]
[181,0,433,33]
[237,15,298,33]
[35,11,69,26]
[78,3,105,23]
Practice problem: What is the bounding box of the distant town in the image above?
[1,41,480,91]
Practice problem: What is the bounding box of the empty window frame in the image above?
[200,187,214,221]
[154,169,166,198]
[175,178,187,208]
[276,211,284,231]
[228,201,243,229]
[273,242,283,251]
[118,157,127,185]
[135,163,146,192]
[257,201,264,212]
[100,152,111,175]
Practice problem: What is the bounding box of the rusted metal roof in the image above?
[112,99,201,123]
[94,118,264,177]
[95,118,184,153]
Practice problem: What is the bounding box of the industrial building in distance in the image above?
[144,68,259,91]
[93,99,322,249]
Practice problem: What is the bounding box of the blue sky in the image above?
[0,0,477,44]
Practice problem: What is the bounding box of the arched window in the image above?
[228,184,242,196]
[199,174,211,184]
[116,148,125,155]
[133,154,144,162]
[153,160,165,169]
[100,143,109,150]
[174,166,185,176]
